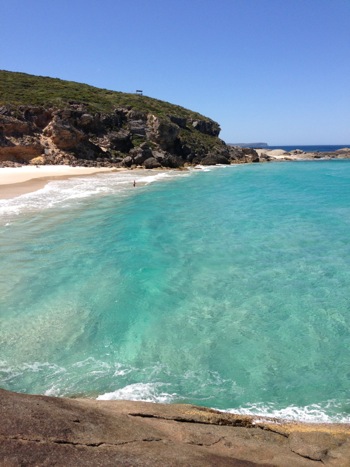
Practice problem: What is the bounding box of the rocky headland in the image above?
[1,388,350,466]
[0,70,261,169]
[2,70,349,170]
[1,102,349,170]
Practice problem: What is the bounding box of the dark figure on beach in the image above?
[133,180,136,187]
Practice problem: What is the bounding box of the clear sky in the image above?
[2,0,349,145]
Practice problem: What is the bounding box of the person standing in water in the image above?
[133,180,136,187]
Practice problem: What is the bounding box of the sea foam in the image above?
[228,401,350,424]
[97,382,177,403]
[0,169,187,224]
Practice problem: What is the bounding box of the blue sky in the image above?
[2,0,349,144]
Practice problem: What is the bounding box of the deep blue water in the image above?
[266,145,349,152]
[0,161,350,422]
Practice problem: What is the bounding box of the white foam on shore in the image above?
[96,383,350,423]
[44,385,63,397]
[2,355,349,423]
[0,165,236,224]
[97,382,177,403]
[0,170,188,224]
[193,164,232,172]
[225,401,350,424]
[137,171,189,184]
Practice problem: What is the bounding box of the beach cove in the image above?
[1,160,349,414]
[1,144,350,199]
[1,160,350,465]
[2,0,350,460]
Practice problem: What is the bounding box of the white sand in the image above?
[0,165,116,185]
[0,166,117,199]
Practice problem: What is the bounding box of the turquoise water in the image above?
[1,161,350,422]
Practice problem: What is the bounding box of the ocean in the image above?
[266,145,349,152]
[0,160,350,423]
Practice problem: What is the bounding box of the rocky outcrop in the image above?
[191,118,220,136]
[43,116,85,150]
[0,389,349,466]
[255,148,350,162]
[228,146,260,163]
[0,104,235,168]
[1,72,350,168]
[1,104,349,169]
[146,114,180,151]
[201,153,231,165]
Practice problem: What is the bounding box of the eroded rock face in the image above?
[0,115,32,136]
[146,114,180,151]
[5,104,349,169]
[0,145,43,162]
[0,389,349,467]
[0,105,236,168]
[191,118,220,136]
[201,154,230,165]
[228,146,260,163]
[143,156,161,169]
[0,103,278,168]
[43,117,86,150]
[108,130,133,152]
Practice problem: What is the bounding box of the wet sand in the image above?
[0,166,117,199]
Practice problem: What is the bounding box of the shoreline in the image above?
[1,388,349,466]
[0,166,118,199]
[1,161,349,431]
[1,153,350,200]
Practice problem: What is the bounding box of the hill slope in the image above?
[0,70,258,167]
[0,70,210,119]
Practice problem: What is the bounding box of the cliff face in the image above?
[1,72,349,169]
[0,104,258,168]
[0,70,260,168]
[1,389,349,467]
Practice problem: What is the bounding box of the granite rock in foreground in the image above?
[1,389,349,466]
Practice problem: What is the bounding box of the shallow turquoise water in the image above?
[1,162,350,422]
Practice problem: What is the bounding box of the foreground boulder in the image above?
[0,389,349,466]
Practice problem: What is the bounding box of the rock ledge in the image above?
[1,389,349,466]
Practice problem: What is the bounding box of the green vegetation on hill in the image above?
[0,70,233,168]
[0,70,209,121]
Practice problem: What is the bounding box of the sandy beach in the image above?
[0,166,117,199]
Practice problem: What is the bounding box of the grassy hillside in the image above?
[0,70,209,121]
